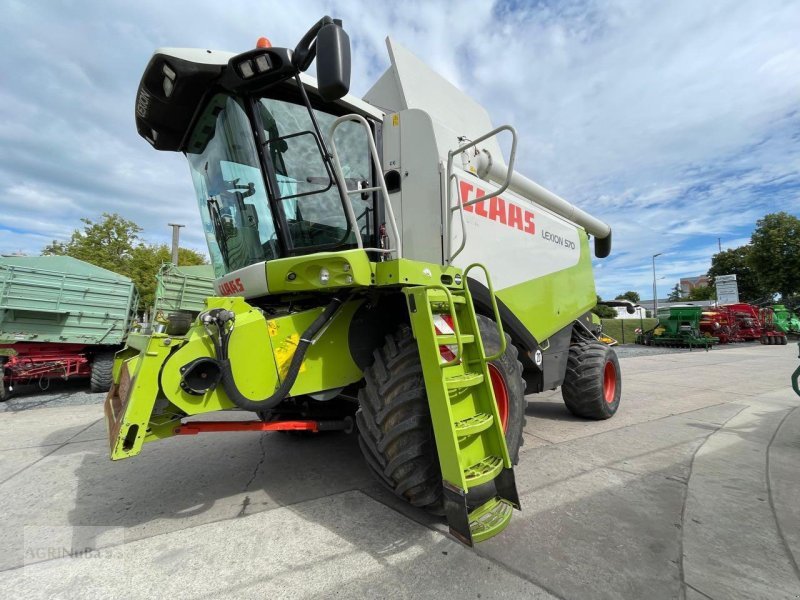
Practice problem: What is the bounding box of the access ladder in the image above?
[403,264,520,545]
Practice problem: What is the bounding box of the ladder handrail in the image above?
[420,284,464,368]
[463,263,506,362]
[446,125,518,264]
[328,114,402,258]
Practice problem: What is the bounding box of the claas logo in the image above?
[459,180,535,234]
[218,278,245,296]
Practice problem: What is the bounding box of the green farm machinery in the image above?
[772,304,800,339]
[637,305,717,349]
[105,16,620,545]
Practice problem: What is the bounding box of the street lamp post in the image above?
[652,253,662,317]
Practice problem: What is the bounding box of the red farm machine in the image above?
[0,256,139,400]
[719,303,762,342]
[699,309,738,344]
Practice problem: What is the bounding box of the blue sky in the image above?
[1,0,798,300]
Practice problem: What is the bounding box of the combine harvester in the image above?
[106,16,619,545]
[0,256,138,400]
[637,305,717,349]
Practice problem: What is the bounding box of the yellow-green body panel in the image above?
[160,297,278,415]
[495,231,596,342]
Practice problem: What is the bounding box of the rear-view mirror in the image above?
[315,23,351,101]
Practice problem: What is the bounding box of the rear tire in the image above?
[562,341,621,419]
[89,352,115,393]
[356,320,525,511]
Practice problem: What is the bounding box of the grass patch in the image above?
[600,318,658,344]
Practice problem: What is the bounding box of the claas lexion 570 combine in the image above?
[108,17,620,545]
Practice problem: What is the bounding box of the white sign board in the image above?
[716,274,739,304]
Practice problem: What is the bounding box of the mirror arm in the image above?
[293,16,334,71]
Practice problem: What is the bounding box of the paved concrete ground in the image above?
[0,344,798,599]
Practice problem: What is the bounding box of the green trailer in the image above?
[637,305,717,348]
[0,255,139,398]
[151,263,215,332]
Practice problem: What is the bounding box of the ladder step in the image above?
[469,497,514,543]
[464,455,504,488]
[427,290,466,304]
[437,334,474,345]
[445,372,484,390]
[454,412,494,437]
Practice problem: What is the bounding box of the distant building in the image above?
[613,304,647,320]
[680,275,710,296]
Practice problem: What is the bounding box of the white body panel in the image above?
[450,170,582,290]
[214,261,269,299]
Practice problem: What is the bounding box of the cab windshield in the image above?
[186,93,373,277]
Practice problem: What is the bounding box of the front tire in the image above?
[356,319,526,511]
[562,341,621,419]
[89,352,115,393]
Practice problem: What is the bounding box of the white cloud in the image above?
[0,0,798,300]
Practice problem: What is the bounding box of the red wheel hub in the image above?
[603,361,617,404]
[488,363,509,431]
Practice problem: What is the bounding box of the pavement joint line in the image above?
[523,431,555,445]
[526,399,735,448]
[678,403,750,595]
[355,481,566,598]
[0,435,111,453]
[766,404,800,582]
[0,417,103,488]
[521,436,717,498]
[684,581,715,600]
[474,547,568,600]
[0,485,369,575]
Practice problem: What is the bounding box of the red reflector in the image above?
[256,37,272,48]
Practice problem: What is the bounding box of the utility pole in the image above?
[718,238,722,253]
[168,223,184,265]
[652,253,662,317]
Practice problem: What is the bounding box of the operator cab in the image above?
[134,17,386,282]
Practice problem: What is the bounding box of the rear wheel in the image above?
[356,320,525,511]
[561,341,621,419]
[89,352,115,393]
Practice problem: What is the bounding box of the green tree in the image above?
[708,245,767,302]
[615,290,640,303]
[667,283,682,302]
[43,214,207,309]
[748,212,800,299]
[43,213,142,274]
[688,285,715,301]
[592,296,617,319]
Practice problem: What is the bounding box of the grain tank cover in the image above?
[0,256,138,346]
[364,38,504,162]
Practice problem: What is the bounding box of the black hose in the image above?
[217,291,349,412]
